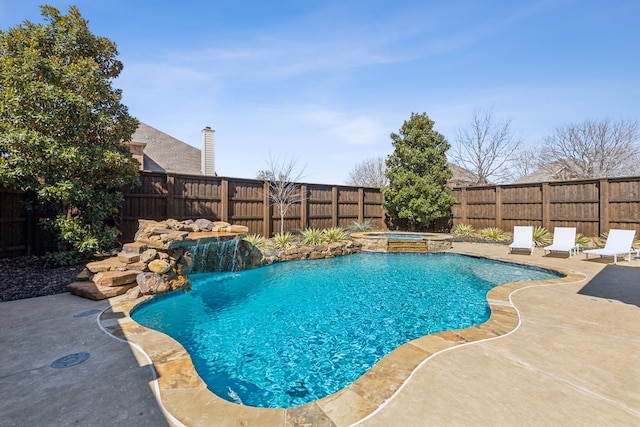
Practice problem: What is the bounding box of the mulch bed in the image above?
[0,256,84,302]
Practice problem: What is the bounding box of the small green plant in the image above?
[272,232,296,249]
[532,226,552,247]
[480,227,505,241]
[243,234,267,250]
[349,219,374,232]
[322,227,348,243]
[452,223,475,237]
[301,228,325,245]
[43,250,84,268]
[575,233,590,248]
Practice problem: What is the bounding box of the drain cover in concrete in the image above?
[73,309,101,318]
[51,352,91,369]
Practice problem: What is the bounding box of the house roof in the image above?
[130,122,202,175]
[448,162,479,186]
[512,160,577,184]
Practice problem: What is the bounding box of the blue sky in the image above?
[2,1,639,184]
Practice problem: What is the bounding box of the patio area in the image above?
[1,242,639,426]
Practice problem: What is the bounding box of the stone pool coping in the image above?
[99,251,585,427]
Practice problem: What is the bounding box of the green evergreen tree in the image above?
[382,112,455,230]
[0,6,139,261]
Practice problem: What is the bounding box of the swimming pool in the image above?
[132,252,561,408]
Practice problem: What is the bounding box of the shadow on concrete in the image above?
[578,264,640,307]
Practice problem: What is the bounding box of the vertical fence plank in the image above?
[599,179,609,235]
[300,184,308,230]
[220,178,229,223]
[332,186,338,227]
[262,181,271,237]
[542,182,550,231]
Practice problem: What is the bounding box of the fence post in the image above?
[358,188,364,222]
[459,187,467,224]
[495,186,503,230]
[599,179,610,235]
[542,182,551,230]
[332,186,338,227]
[166,174,175,218]
[262,181,271,237]
[300,184,308,229]
[220,178,229,223]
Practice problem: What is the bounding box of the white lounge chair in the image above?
[583,229,637,264]
[509,226,535,254]
[544,227,578,257]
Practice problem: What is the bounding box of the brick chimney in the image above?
[201,126,215,176]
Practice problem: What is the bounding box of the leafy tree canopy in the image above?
[382,112,455,229]
[0,6,139,259]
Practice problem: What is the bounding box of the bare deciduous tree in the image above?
[541,118,640,179]
[511,145,544,181]
[258,156,306,235]
[450,110,521,184]
[346,156,388,188]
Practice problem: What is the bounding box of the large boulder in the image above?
[137,272,170,295]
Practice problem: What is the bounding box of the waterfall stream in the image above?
[190,238,241,273]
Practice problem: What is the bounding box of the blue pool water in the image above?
[369,232,431,240]
[132,253,561,408]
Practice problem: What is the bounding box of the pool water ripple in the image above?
[132,253,561,408]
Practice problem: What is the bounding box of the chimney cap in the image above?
[204,126,211,130]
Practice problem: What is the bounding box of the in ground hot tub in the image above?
[351,231,453,253]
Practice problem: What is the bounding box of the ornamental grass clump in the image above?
[452,223,475,237]
[533,226,553,247]
[301,228,325,245]
[272,232,296,249]
[322,227,348,243]
[243,234,267,250]
[348,219,374,233]
[480,227,505,242]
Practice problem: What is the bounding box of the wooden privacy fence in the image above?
[5,172,640,258]
[452,176,640,237]
[0,189,57,257]
[118,172,385,243]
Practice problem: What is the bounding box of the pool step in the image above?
[387,240,429,253]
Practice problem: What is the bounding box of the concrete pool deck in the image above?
[1,242,639,426]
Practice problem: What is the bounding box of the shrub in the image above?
[243,234,267,250]
[322,227,348,243]
[533,226,553,247]
[480,227,505,241]
[301,228,325,245]
[452,223,475,237]
[272,232,296,249]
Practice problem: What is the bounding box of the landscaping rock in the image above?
[122,242,148,254]
[66,281,135,300]
[92,270,139,287]
[76,268,93,281]
[137,272,170,295]
[85,257,127,273]
[195,218,213,231]
[139,249,158,263]
[148,259,171,274]
[117,251,140,264]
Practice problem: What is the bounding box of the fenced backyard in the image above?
[2,172,640,258]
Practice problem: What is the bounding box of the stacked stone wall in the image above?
[67,218,362,301]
